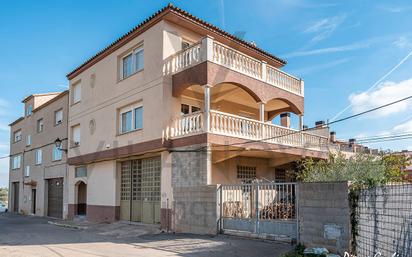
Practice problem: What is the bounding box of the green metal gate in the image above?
[120,157,161,224]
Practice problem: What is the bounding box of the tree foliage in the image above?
[297,153,408,187]
[0,188,8,203]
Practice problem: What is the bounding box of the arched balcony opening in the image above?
[265,98,304,130]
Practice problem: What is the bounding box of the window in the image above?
[55,109,63,125]
[37,119,44,133]
[26,134,31,146]
[181,104,201,115]
[182,41,190,50]
[121,110,132,133]
[35,149,42,165]
[134,106,143,130]
[52,145,63,161]
[119,104,143,134]
[71,125,80,146]
[237,165,257,183]
[12,155,21,169]
[75,166,87,178]
[24,166,30,177]
[121,46,144,79]
[26,105,33,117]
[72,82,81,104]
[14,130,22,143]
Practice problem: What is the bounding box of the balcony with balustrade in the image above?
[162,36,330,159]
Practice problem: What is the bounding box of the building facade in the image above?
[9,92,69,218]
[64,4,331,229]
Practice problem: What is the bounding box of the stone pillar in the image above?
[258,102,265,122]
[204,85,211,132]
[280,113,291,128]
[201,36,214,62]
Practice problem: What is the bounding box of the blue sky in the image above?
[1,0,412,187]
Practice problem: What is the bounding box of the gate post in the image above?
[218,185,223,234]
[255,184,260,234]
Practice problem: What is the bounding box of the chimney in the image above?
[315,120,325,128]
[330,131,336,143]
[280,113,291,128]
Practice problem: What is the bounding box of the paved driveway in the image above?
[0,213,292,257]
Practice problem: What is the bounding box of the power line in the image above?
[327,95,412,126]
[171,96,412,153]
[331,49,412,121]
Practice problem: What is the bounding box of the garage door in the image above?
[47,178,63,218]
[120,157,160,224]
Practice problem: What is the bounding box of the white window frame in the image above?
[37,118,44,133]
[72,82,81,104]
[120,45,144,80]
[71,124,81,147]
[35,149,42,165]
[119,103,143,134]
[52,145,63,161]
[14,130,22,143]
[26,105,33,117]
[26,134,32,146]
[12,155,21,170]
[55,109,63,125]
[25,166,30,177]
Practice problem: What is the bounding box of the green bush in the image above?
[297,153,407,187]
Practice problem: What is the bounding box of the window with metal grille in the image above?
[237,165,256,183]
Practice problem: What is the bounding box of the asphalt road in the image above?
[0,213,292,257]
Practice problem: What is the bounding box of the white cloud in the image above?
[304,15,346,43]
[393,119,412,133]
[349,78,412,118]
[379,5,412,13]
[283,40,371,58]
[291,57,351,76]
[393,36,412,49]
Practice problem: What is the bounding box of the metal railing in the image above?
[218,182,298,239]
[163,37,304,96]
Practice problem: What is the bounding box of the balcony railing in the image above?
[163,110,329,151]
[163,36,304,96]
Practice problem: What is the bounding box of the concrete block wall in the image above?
[173,185,218,235]
[171,145,209,187]
[299,182,351,255]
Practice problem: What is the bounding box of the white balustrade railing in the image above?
[163,37,304,96]
[266,66,303,95]
[163,110,328,151]
[163,42,202,75]
[163,112,203,140]
[212,41,262,80]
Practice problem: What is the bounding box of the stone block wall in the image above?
[299,182,351,255]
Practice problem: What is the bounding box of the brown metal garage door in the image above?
[47,178,63,218]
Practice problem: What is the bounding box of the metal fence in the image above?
[355,183,412,257]
[218,183,298,240]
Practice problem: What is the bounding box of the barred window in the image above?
[237,165,256,183]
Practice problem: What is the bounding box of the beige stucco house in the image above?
[63,4,332,229]
[9,91,69,218]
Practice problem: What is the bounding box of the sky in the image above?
[1,0,412,187]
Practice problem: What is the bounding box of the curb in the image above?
[48,221,88,230]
